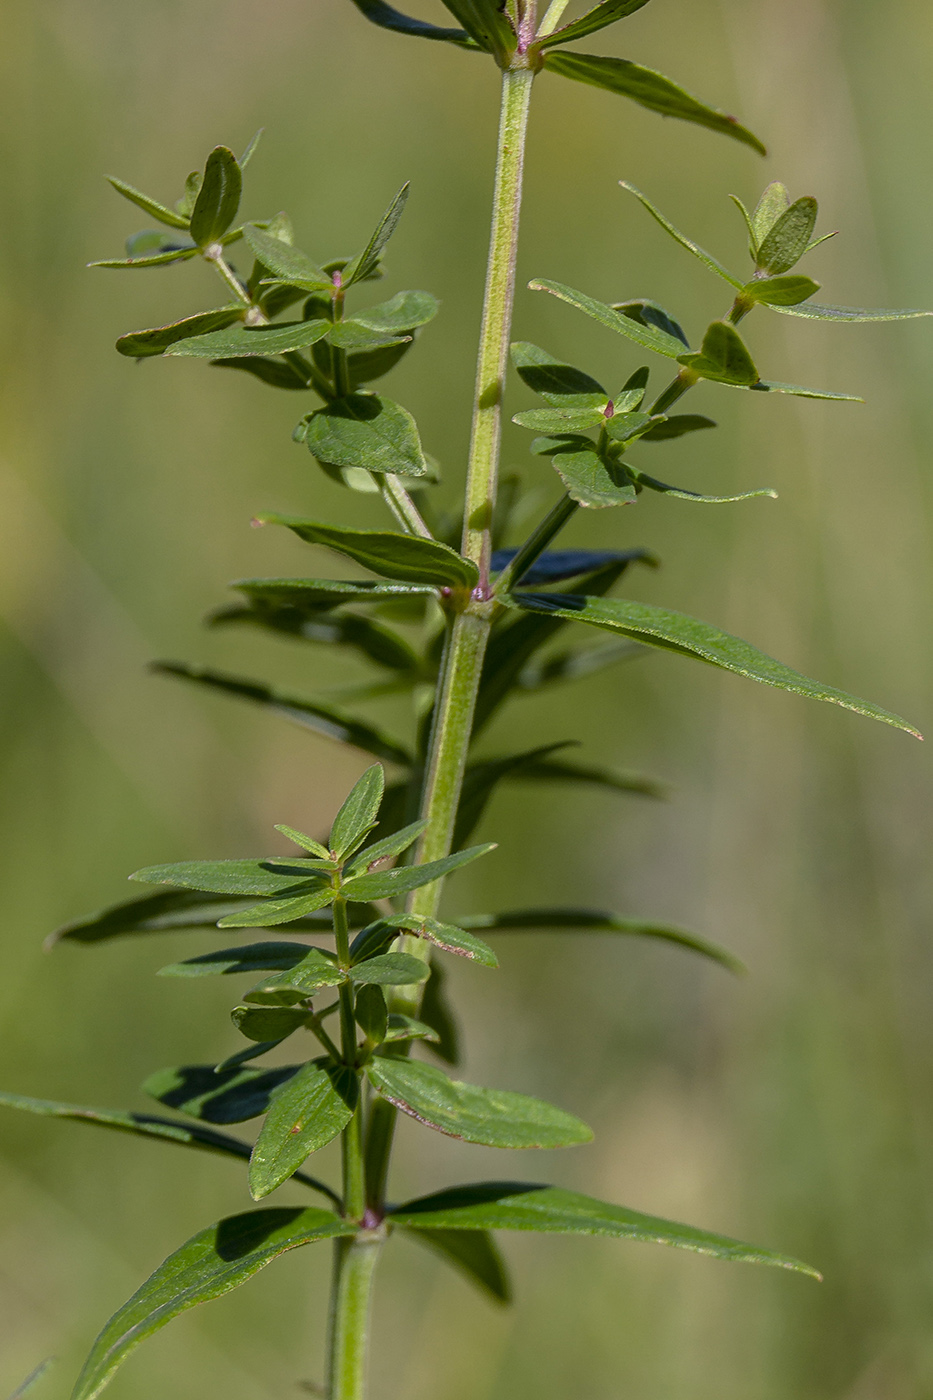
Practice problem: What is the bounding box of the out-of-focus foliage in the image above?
[1,2,933,1399]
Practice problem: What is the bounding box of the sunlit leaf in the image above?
[742,274,819,308]
[529,277,686,357]
[755,196,817,274]
[167,319,330,359]
[303,394,429,477]
[261,517,477,589]
[538,0,651,48]
[106,176,190,230]
[510,341,608,409]
[158,942,310,978]
[242,224,331,290]
[349,952,431,985]
[342,844,495,901]
[343,185,410,286]
[626,462,776,503]
[249,1062,357,1198]
[678,321,758,385]
[330,763,386,859]
[353,289,440,332]
[771,301,933,323]
[190,147,242,247]
[548,443,637,508]
[116,308,243,358]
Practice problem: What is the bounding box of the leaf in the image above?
[89,247,198,270]
[190,147,242,247]
[625,463,776,504]
[106,176,191,229]
[158,942,310,978]
[129,860,319,898]
[46,889,267,947]
[262,517,478,589]
[510,341,608,409]
[151,662,413,765]
[233,577,436,611]
[0,1091,333,1200]
[513,406,607,433]
[549,444,637,509]
[751,182,790,249]
[142,1063,300,1124]
[529,278,685,358]
[679,320,758,385]
[218,889,336,931]
[345,337,418,387]
[249,1062,357,1198]
[343,185,410,286]
[402,1226,511,1303]
[211,603,426,667]
[367,1058,592,1148]
[504,594,921,735]
[211,356,312,390]
[505,755,667,800]
[328,322,409,354]
[614,299,690,349]
[641,413,715,442]
[604,410,653,445]
[538,0,651,48]
[344,819,427,875]
[771,301,933,323]
[116,308,243,358]
[544,54,766,154]
[330,764,385,859]
[353,289,440,332]
[242,949,345,1002]
[419,959,460,1065]
[439,0,515,59]
[347,0,480,48]
[71,1207,353,1400]
[242,224,331,290]
[231,1004,310,1043]
[382,914,498,967]
[276,826,331,859]
[341,843,495,901]
[355,984,388,1043]
[458,909,741,972]
[516,638,645,691]
[349,952,431,985]
[168,319,331,359]
[389,1183,819,1276]
[742,274,819,308]
[618,182,743,287]
[214,1040,287,1073]
[384,1013,440,1044]
[491,546,652,586]
[303,394,429,477]
[747,380,862,402]
[755,196,817,273]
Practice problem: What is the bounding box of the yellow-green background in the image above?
[2,1,932,1396]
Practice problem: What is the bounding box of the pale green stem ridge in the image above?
[326,1231,383,1400]
[537,0,571,38]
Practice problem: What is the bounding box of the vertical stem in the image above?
[326,1232,383,1400]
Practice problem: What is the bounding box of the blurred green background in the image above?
[2,0,933,1396]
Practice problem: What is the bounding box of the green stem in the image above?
[494,492,579,595]
[379,476,434,537]
[325,1231,383,1400]
[537,0,570,37]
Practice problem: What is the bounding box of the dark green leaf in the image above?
[505,594,921,735]
[71,1207,353,1400]
[742,275,819,307]
[756,196,817,273]
[510,341,608,409]
[538,0,651,48]
[129,860,317,898]
[384,1014,440,1044]
[614,300,689,350]
[167,319,330,359]
[328,322,409,354]
[343,819,427,875]
[747,380,862,402]
[402,1227,511,1303]
[348,0,480,47]
[210,356,311,390]
[238,129,262,169]
[439,0,515,59]
[262,517,477,589]
[349,918,402,964]
[353,289,439,332]
[458,909,741,972]
[242,224,331,290]
[303,394,429,477]
[46,889,269,948]
[116,308,243,358]
[419,959,460,1065]
[243,947,344,1002]
[211,602,426,666]
[389,1183,819,1276]
[641,414,715,442]
[219,889,335,931]
[151,662,413,765]
[231,1004,310,1043]
[505,756,667,799]
[89,247,198,270]
[491,546,649,585]
[343,185,410,287]
[142,1063,300,1125]
[625,463,776,504]
[355,984,388,1043]
[604,410,653,445]
[341,843,495,901]
[349,952,430,985]
[513,406,606,433]
[190,147,242,247]
[516,638,645,691]
[679,320,758,385]
[383,914,498,967]
[529,278,686,358]
[106,176,190,230]
[367,1058,592,1148]
[233,577,436,612]
[275,825,331,859]
[329,763,385,859]
[544,54,766,154]
[549,444,637,508]
[345,337,418,387]
[158,942,310,978]
[771,301,933,323]
[618,182,743,287]
[214,1041,286,1074]
[249,1062,358,1198]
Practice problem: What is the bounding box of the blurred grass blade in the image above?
[538,0,651,48]
[151,662,413,764]
[619,182,744,287]
[455,742,577,845]
[543,54,766,154]
[389,1183,820,1275]
[505,593,921,736]
[457,909,742,972]
[402,1227,512,1303]
[249,1063,357,1198]
[505,755,667,799]
[349,0,481,49]
[367,1057,593,1147]
[71,1208,353,1400]
[6,1358,54,1400]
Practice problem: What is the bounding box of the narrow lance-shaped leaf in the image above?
[330,763,385,858]
[402,1227,512,1304]
[129,859,319,898]
[771,301,933,323]
[261,517,477,589]
[504,593,921,736]
[348,0,481,50]
[158,942,311,977]
[367,1057,593,1148]
[342,843,495,902]
[619,182,743,288]
[249,1062,358,1199]
[232,577,437,611]
[625,462,776,504]
[538,0,651,48]
[343,819,427,874]
[106,176,190,229]
[0,1091,338,1202]
[529,278,685,358]
[218,888,336,931]
[151,661,414,765]
[241,946,344,998]
[90,246,198,270]
[189,147,242,247]
[389,1182,820,1277]
[543,53,766,155]
[71,1208,354,1400]
[343,184,409,286]
[504,754,667,799]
